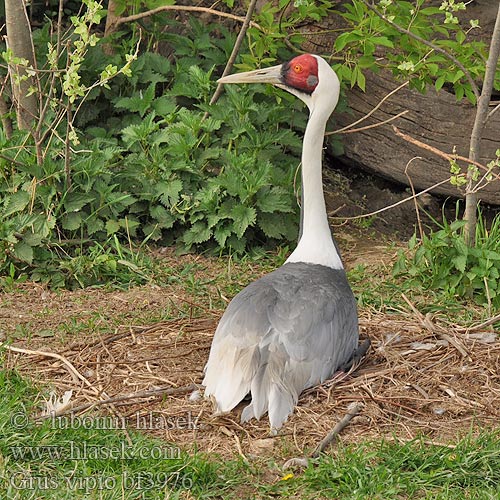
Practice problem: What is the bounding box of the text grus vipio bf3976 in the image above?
[203,54,359,432]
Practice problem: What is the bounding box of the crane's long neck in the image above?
[286,107,343,270]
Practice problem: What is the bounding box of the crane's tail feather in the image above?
[240,357,309,430]
[203,346,259,412]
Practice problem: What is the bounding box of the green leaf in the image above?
[435,75,446,91]
[214,224,233,248]
[23,231,43,247]
[105,220,121,235]
[230,205,256,238]
[334,32,362,51]
[183,222,212,247]
[151,96,177,116]
[150,205,175,228]
[259,212,286,239]
[64,193,95,212]
[456,30,466,44]
[62,212,83,231]
[371,36,394,48]
[356,68,366,91]
[12,241,33,264]
[115,83,156,117]
[87,217,104,235]
[156,179,183,207]
[3,191,30,216]
[256,186,294,213]
[452,254,467,273]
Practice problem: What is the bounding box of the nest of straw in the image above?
[5,304,499,459]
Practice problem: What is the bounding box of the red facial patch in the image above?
[281,54,319,94]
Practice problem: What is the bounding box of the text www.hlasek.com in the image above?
[10,442,180,461]
[9,471,193,492]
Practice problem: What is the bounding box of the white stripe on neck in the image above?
[286,99,343,270]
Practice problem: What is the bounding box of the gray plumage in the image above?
[204,54,360,430]
[203,262,358,430]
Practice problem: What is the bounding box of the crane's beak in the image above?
[217,64,283,85]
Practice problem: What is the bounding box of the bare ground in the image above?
[2,243,499,461]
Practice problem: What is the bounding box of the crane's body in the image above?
[203,54,359,431]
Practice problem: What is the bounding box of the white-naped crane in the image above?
[203,54,359,432]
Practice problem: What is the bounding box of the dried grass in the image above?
[5,306,499,459]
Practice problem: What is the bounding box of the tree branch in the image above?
[392,126,497,177]
[209,0,259,106]
[311,403,364,457]
[463,2,500,244]
[361,0,480,100]
[327,80,409,135]
[113,5,263,32]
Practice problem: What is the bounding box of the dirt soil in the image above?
[2,228,499,460]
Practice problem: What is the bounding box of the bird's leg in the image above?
[338,338,371,373]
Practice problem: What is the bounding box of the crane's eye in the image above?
[282,54,319,94]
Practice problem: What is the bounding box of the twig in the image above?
[3,344,98,394]
[37,383,200,419]
[209,0,259,106]
[331,175,461,222]
[360,0,479,99]
[487,102,500,121]
[392,126,492,174]
[326,81,409,135]
[283,402,364,469]
[401,294,469,359]
[112,6,263,31]
[232,432,249,463]
[404,157,425,240]
[311,402,364,458]
[335,110,409,135]
[454,313,500,333]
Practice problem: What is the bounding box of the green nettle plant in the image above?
[0,8,306,287]
[393,209,500,310]
[0,0,498,294]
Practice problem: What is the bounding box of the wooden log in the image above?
[333,69,500,205]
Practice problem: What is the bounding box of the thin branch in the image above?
[455,313,500,333]
[38,383,200,419]
[326,80,409,135]
[283,402,364,469]
[2,344,98,394]
[311,403,364,457]
[360,0,480,100]
[35,0,64,143]
[331,175,461,221]
[209,0,259,106]
[404,157,425,240]
[464,3,500,244]
[401,294,470,359]
[392,126,497,176]
[487,103,500,121]
[334,110,409,135]
[113,5,263,32]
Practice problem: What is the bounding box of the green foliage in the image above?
[238,0,333,70]
[332,0,494,102]
[3,0,496,289]
[394,208,500,309]
[0,15,306,287]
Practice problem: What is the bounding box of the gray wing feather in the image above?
[203,262,358,430]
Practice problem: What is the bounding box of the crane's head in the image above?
[218,54,340,117]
